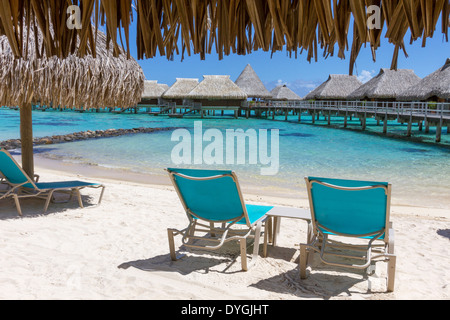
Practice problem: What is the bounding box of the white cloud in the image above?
[357,70,376,83]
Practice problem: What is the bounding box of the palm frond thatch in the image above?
[347,68,421,100]
[235,64,272,99]
[188,75,247,100]
[141,80,169,100]
[0,1,448,73]
[397,58,450,101]
[270,85,302,101]
[0,24,145,109]
[162,78,199,99]
[304,74,362,100]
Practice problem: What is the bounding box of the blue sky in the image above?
[122,17,449,97]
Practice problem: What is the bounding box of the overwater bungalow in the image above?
[235,64,272,101]
[186,75,247,116]
[397,59,450,103]
[139,80,169,106]
[270,85,302,101]
[304,75,362,100]
[161,78,199,106]
[347,69,421,101]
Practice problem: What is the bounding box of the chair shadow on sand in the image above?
[250,245,378,299]
[118,240,258,276]
[118,242,378,299]
[0,192,99,219]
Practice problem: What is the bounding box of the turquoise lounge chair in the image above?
[300,176,396,292]
[0,148,105,216]
[166,168,274,271]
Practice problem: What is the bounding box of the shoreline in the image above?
[31,154,450,220]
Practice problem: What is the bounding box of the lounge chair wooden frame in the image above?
[300,177,396,292]
[0,149,105,216]
[167,169,271,271]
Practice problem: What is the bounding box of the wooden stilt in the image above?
[436,124,442,142]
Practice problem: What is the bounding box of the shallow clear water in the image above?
[1,108,449,208]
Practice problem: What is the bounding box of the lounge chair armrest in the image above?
[34,174,40,182]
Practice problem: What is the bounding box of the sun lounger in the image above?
[300,176,396,292]
[166,168,274,271]
[0,148,105,216]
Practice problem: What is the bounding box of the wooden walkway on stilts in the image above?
[244,100,450,143]
[20,99,450,143]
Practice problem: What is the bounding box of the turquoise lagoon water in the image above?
[1,108,449,208]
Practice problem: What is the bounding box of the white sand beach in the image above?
[0,160,449,300]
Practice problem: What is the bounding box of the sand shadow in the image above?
[250,267,367,299]
[119,240,264,275]
[0,192,99,219]
[437,229,450,240]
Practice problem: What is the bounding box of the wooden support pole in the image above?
[298,109,301,122]
[407,120,412,137]
[20,103,34,178]
[436,124,442,142]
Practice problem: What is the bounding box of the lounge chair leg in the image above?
[44,190,55,213]
[98,186,105,205]
[250,221,262,264]
[13,194,22,216]
[263,219,269,258]
[76,189,84,208]
[209,222,216,237]
[240,238,248,271]
[299,244,308,279]
[387,255,396,292]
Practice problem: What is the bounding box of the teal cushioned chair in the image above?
[166,168,273,271]
[300,176,396,292]
[0,148,105,216]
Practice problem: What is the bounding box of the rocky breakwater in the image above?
[0,127,175,150]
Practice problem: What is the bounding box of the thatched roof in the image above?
[304,74,362,100]
[235,64,272,99]
[270,85,302,101]
[141,80,169,100]
[0,25,145,109]
[397,59,450,101]
[347,69,421,100]
[162,78,199,99]
[0,1,448,74]
[188,75,247,100]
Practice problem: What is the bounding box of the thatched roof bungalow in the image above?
[187,75,247,107]
[161,78,199,105]
[235,64,272,100]
[348,69,421,101]
[397,59,450,102]
[304,75,362,100]
[270,85,302,101]
[139,80,169,105]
